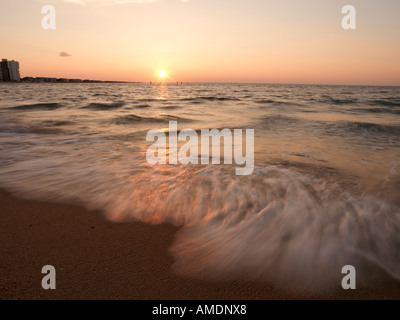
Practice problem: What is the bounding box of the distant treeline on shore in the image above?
[19,77,135,83]
[1,77,186,84]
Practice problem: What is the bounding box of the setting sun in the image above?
[159,70,166,77]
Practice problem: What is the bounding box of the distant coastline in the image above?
[19,77,137,84]
[2,78,398,87]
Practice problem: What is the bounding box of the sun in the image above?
[159,70,166,77]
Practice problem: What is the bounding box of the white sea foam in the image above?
[0,131,399,291]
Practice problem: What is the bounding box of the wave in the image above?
[254,99,298,106]
[320,97,400,109]
[159,105,182,110]
[138,98,170,103]
[0,117,67,135]
[110,114,193,125]
[320,96,359,105]
[180,96,240,102]
[9,103,63,111]
[0,147,399,291]
[41,120,75,126]
[325,121,400,136]
[258,116,400,138]
[201,96,240,101]
[372,99,400,107]
[255,99,276,104]
[82,102,125,110]
[365,108,400,115]
[133,104,152,109]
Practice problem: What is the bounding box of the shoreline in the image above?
[1,189,400,300]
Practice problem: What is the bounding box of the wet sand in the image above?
[1,189,400,300]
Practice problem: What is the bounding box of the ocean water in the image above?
[1,83,400,290]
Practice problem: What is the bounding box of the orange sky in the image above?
[1,0,399,85]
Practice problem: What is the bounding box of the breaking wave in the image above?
[0,134,399,291]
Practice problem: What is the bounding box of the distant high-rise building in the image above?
[8,60,20,82]
[0,59,20,82]
[1,59,11,81]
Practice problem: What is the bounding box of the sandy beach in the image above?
[1,189,400,300]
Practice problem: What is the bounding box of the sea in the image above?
[1,82,399,291]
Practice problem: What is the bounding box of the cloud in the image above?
[60,52,72,57]
[59,0,188,6]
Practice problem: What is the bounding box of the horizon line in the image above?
[15,76,400,88]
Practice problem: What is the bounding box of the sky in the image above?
[1,0,399,85]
